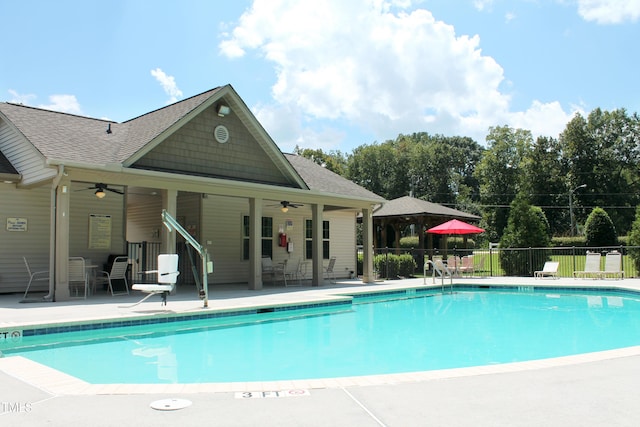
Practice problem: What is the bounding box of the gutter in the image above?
[44,165,65,301]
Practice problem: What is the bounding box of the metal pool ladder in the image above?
[424,260,454,293]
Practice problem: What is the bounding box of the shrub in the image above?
[398,254,418,277]
[373,253,417,278]
[551,236,586,247]
[499,197,551,276]
[399,236,419,248]
[584,207,617,247]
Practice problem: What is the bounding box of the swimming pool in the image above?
[3,287,640,384]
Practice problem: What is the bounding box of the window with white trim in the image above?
[305,219,330,259]
[243,216,273,260]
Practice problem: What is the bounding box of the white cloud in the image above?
[252,102,346,152]
[220,0,575,147]
[7,89,36,105]
[505,100,583,141]
[505,12,516,23]
[150,68,183,103]
[39,94,82,115]
[576,0,640,24]
[8,90,82,115]
[473,0,494,12]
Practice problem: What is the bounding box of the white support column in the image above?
[361,206,375,283]
[162,189,178,254]
[249,198,263,290]
[311,203,324,286]
[54,177,71,300]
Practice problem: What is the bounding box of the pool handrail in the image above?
[424,259,453,292]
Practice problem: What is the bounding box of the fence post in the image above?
[141,241,148,280]
[489,246,493,277]
[571,246,576,274]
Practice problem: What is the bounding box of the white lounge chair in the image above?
[129,254,180,306]
[573,252,602,279]
[602,251,624,279]
[534,261,559,279]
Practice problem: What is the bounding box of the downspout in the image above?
[44,165,65,301]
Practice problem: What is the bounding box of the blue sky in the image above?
[1,0,639,153]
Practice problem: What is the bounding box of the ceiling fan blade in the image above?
[106,187,125,195]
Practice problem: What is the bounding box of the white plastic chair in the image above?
[458,255,475,276]
[324,256,337,283]
[68,257,88,299]
[285,259,303,286]
[22,256,49,299]
[96,256,130,296]
[262,256,287,286]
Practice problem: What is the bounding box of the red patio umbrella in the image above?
[427,219,484,235]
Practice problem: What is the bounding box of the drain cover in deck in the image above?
[150,398,192,411]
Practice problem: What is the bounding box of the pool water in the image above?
[5,289,640,384]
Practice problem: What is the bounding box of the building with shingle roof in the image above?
[0,85,384,299]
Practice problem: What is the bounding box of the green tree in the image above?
[627,207,640,274]
[293,146,347,175]
[499,196,551,276]
[584,207,617,247]
[346,142,406,200]
[474,126,532,241]
[521,136,568,235]
[560,109,640,235]
[346,133,483,205]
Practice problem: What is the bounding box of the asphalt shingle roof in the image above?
[0,88,223,166]
[284,154,385,202]
[373,196,479,219]
[0,91,384,203]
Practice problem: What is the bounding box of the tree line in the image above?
[295,107,640,241]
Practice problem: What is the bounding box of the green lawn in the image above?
[458,252,637,278]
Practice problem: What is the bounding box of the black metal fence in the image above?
[126,241,197,286]
[370,245,638,279]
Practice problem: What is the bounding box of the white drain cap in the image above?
[150,398,192,411]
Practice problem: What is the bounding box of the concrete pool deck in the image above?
[1,276,640,426]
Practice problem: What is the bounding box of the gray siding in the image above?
[127,195,163,242]
[69,182,127,269]
[200,196,358,285]
[133,105,292,186]
[0,119,56,186]
[202,195,248,284]
[0,185,51,293]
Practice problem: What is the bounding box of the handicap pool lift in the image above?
[162,209,212,308]
[131,210,212,308]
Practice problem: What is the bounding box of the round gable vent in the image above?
[214,125,229,144]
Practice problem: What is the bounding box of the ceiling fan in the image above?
[271,201,303,212]
[81,183,125,199]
